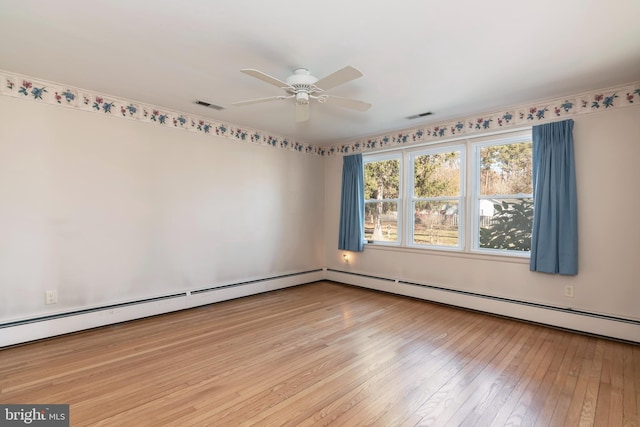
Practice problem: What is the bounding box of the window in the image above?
[409,146,464,249]
[473,135,533,253]
[362,130,533,256]
[364,153,401,243]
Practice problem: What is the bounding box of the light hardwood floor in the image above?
[1,281,638,426]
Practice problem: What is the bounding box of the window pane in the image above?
[414,151,460,198]
[479,142,532,195]
[413,200,459,246]
[365,159,399,200]
[479,198,533,251]
[365,201,398,242]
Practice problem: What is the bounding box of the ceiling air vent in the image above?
[407,111,433,120]
[195,100,226,111]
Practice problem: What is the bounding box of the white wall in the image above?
[324,106,640,331]
[0,96,325,323]
[2,85,638,343]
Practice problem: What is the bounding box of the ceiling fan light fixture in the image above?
[296,92,310,104]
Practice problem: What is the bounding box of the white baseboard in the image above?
[0,269,324,348]
[326,269,640,343]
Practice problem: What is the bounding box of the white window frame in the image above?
[363,151,402,246]
[470,133,533,257]
[406,144,466,251]
[361,128,532,259]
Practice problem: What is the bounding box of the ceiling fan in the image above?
[232,66,371,122]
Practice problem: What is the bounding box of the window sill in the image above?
[363,242,530,264]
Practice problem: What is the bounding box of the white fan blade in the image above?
[240,69,293,90]
[296,103,310,122]
[314,66,363,91]
[322,95,371,112]
[232,96,289,106]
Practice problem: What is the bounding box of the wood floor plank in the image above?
[293,306,485,427]
[408,321,532,426]
[458,323,541,426]
[630,345,640,427]
[548,335,588,425]
[535,333,584,426]
[249,298,469,426]
[564,337,599,426]
[581,340,606,426]
[623,342,639,426]
[594,340,614,426]
[514,332,572,427]
[608,342,625,426]
[0,281,638,426]
[488,333,555,426]
[413,320,520,425]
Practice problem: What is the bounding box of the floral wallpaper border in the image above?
[1,69,638,157]
[0,70,323,156]
[326,81,640,156]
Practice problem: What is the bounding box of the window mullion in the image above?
[470,142,480,251]
[403,151,411,247]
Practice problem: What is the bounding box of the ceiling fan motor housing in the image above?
[295,92,310,104]
[286,68,318,86]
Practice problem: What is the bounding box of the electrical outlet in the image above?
[45,290,58,305]
[564,285,574,298]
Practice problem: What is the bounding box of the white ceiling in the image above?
[1,1,639,146]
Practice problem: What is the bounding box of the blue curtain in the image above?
[530,119,578,275]
[338,154,365,251]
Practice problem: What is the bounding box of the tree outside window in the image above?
[364,157,400,242]
[476,139,533,252]
[410,147,463,248]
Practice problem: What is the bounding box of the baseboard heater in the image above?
[0,292,187,329]
[191,269,324,294]
[0,269,324,347]
[326,269,640,343]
